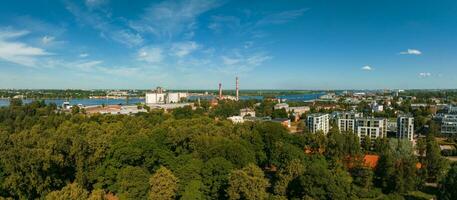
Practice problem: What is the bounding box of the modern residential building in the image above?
[337,111,363,133]
[397,115,414,141]
[440,114,457,135]
[355,117,387,140]
[307,113,330,134]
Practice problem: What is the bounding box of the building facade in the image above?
[337,111,363,133]
[307,113,330,134]
[440,114,457,135]
[145,87,187,104]
[397,116,414,141]
[355,117,387,140]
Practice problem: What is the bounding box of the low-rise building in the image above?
[307,113,330,134]
[240,108,256,117]
[274,103,289,110]
[227,116,244,124]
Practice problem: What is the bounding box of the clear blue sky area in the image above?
[0,0,456,89]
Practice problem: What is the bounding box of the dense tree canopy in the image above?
[0,101,452,199]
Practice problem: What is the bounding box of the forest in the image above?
[0,99,456,200]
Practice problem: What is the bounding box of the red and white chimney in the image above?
[218,83,222,99]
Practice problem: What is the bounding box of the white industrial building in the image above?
[397,115,414,141]
[145,87,187,104]
[307,113,330,134]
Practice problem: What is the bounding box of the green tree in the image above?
[149,166,178,200]
[45,183,88,200]
[425,135,448,182]
[439,163,457,200]
[227,164,270,200]
[114,166,150,200]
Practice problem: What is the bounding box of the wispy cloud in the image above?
[79,53,89,58]
[219,51,271,73]
[0,28,51,67]
[256,8,308,26]
[170,41,199,57]
[137,47,163,63]
[361,65,373,71]
[419,72,431,78]
[65,1,143,47]
[399,49,422,55]
[130,0,223,39]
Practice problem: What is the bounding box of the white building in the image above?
[228,116,244,124]
[337,112,363,133]
[355,117,387,140]
[371,102,384,112]
[145,87,187,104]
[274,103,289,110]
[307,113,330,134]
[145,93,166,104]
[287,106,310,117]
[397,115,414,141]
[240,108,256,117]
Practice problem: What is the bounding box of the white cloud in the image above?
[137,47,163,63]
[130,0,222,39]
[111,30,144,47]
[65,1,143,47]
[419,72,431,78]
[79,53,89,58]
[361,65,373,71]
[246,54,271,66]
[170,41,199,57]
[256,8,308,26]
[41,35,55,44]
[222,56,241,65]
[74,60,103,72]
[0,29,51,67]
[400,49,422,55]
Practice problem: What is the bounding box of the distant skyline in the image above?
[0,0,457,90]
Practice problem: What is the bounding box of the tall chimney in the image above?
[236,76,239,101]
[218,83,222,99]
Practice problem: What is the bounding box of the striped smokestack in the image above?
[218,83,222,99]
[236,77,239,101]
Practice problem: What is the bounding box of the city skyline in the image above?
[1,0,457,89]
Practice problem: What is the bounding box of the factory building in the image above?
[145,87,188,104]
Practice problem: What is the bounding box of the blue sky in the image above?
[0,0,456,90]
